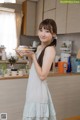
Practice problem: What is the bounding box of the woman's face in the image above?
[38,27,54,44]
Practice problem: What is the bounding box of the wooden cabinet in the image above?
[22,1,36,36]
[44,0,56,11]
[36,0,44,34]
[47,75,80,120]
[0,78,27,120]
[36,0,80,34]
[67,4,80,33]
[44,9,56,20]
[21,1,27,35]
[56,3,80,34]
[43,0,56,21]
[0,75,80,120]
[43,0,67,33]
[56,0,67,34]
[26,1,36,36]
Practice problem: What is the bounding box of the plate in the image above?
[14,46,37,52]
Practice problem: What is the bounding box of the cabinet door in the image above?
[26,1,36,35]
[44,0,56,11]
[21,1,27,35]
[56,0,67,34]
[36,0,44,34]
[67,4,80,33]
[47,76,80,120]
[44,9,56,20]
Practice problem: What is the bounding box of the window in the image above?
[0,0,16,3]
[0,10,17,56]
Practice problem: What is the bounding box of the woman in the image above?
[18,19,57,120]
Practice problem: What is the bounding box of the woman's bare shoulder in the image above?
[42,46,56,61]
[45,46,56,54]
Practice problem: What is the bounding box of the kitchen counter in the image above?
[0,74,29,80]
[0,60,27,64]
[0,72,80,80]
[0,74,80,120]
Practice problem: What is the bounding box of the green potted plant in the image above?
[8,56,17,70]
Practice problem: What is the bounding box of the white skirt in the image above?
[22,89,56,120]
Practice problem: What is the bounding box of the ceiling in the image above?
[16,0,25,4]
[16,0,39,4]
[28,0,39,1]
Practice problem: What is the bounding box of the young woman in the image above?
[18,19,57,120]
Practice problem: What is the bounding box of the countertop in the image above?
[0,72,80,80]
[0,60,27,64]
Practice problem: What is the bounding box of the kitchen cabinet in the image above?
[26,1,36,36]
[56,0,67,34]
[44,9,56,20]
[47,75,80,120]
[0,74,80,120]
[43,0,67,33]
[56,3,80,34]
[36,0,80,34]
[43,0,56,21]
[22,1,36,36]
[36,0,56,34]
[36,0,44,34]
[0,78,27,120]
[44,0,56,11]
[67,4,80,33]
[21,1,27,35]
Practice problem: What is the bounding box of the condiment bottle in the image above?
[66,57,71,73]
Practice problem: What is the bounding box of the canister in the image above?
[58,61,67,73]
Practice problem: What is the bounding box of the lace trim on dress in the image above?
[23,116,56,120]
[23,102,56,120]
[23,102,49,118]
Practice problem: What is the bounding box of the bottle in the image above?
[77,65,80,73]
[76,59,80,73]
[66,57,71,73]
[32,41,37,48]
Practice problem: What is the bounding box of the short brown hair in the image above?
[39,19,57,34]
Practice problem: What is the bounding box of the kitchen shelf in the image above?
[0,60,27,64]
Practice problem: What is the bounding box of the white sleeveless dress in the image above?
[22,50,56,120]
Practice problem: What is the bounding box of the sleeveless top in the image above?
[37,46,53,71]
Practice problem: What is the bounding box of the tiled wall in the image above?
[20,33,80,55]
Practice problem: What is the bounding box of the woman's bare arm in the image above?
[32,46,56,80]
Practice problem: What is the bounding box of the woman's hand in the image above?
[22,50,35,58]
[16,49,35,58]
